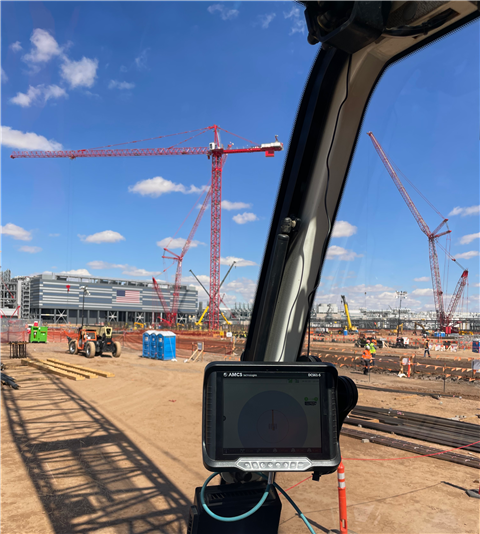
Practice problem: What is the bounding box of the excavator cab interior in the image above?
[191,2,479,533]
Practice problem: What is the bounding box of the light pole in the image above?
[79,286,90,328]
[395,291,407,336]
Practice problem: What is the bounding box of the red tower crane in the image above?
[11,125,283,330]
[367,132,468,331]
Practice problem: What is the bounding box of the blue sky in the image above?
[1,2,479,313]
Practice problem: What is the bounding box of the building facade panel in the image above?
[26,273,197,323]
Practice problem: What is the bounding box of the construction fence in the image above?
[119,331,236,356]
[310,348,480,382]
[310,334,475,351]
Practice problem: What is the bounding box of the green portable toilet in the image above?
[30,326,48,343]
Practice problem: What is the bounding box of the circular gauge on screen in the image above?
[238,391,308,448]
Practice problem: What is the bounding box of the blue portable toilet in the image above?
[150,331,159,359]
[142,330,155,358]
[157,331,176,360]
[473,339,480,354]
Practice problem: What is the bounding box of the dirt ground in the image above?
[2,343,479,534]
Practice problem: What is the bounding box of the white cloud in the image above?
[129,176,206,198]
[331,220,357,238]
[258,13,276,29]
[157,237,204,250]
[120,65,128,73]
[44,84,67,102]
[207,4,239,20]
[186,274,210,286]
[87,261,163,277]
[61,57,98,88]
[347,284,393,293]
[135,48,150,70]
[326,246,362,261]
[59,268,92,277]
[284,6,305,35]
[10,41,22,52]
[222,200,252,211]
[315,284,423,310]
[0,223,32,241]
[377,291,398,300]
[233,212,258,224]
[22,29,62,64]
[108,79,135,90]
[19,246,42,254]
[87,260,125,270]
[411,288,432,296]
[224,277,258,303]
[10,84,67,107]
[459,232,480,245]
[472,283,480,288]
[220,256,257,267]
[455,250,480,260]
[1,126,63,151]
[49,233,60,237]
[122,267,163,277]
[182,274,211,297]
[449,205,480,217]
[414,276,430,282]
[79,230,125,244]
[1,68,8,83]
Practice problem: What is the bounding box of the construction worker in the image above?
[424,338,431,358]
[362,345,371,375]
[369,340,376,366]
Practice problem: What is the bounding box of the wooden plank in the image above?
[46,359,115,378]
[40,360,98,379]
[24,360,85,381]
[185,350,198,363]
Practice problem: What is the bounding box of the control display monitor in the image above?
[202,362,341,473]
[222,376,322,454]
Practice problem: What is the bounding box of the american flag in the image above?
[116,290,141,303]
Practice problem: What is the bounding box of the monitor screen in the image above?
[222,375,322,455]
[202,362,342,473]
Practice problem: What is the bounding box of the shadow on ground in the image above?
[2,375,190,533]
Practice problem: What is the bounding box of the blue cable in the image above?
[199,472,271,522]
[257,473,316,534]
[199,471,317,534]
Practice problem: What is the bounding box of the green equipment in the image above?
[29,325,48,343]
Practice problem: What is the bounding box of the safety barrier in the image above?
[337,462,348,534]
[314,350,480,382]
[310,334,474,351]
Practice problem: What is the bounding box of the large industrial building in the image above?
[0,270,197,325]
[2,269,478,330]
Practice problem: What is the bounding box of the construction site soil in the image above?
[2,342,479,534]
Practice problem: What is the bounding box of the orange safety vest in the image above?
[362,348,371,360]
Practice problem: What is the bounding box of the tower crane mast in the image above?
[367,132,468,331]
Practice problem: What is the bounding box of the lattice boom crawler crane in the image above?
[367,132,468,331]
[12,125,283,330]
